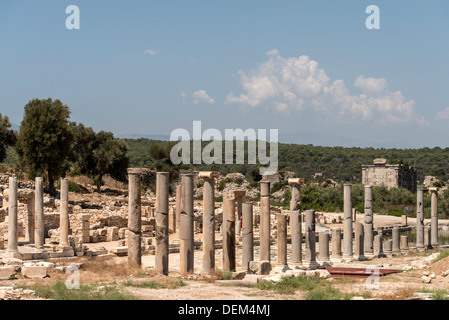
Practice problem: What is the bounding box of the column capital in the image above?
[288,178,304,186]
[198,171,220,179]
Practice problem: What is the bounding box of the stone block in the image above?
[22,266,48,278]
[0,267,17,280]
[249,261,272,275]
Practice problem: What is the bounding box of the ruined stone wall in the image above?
[362,162,417,193]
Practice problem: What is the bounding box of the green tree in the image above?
[91,131,129,192]
[0,114,16,163]
[68,122,97,174]
[15,98,73,195]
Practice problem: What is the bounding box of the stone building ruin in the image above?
[362,158,417,193]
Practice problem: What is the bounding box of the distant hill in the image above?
[122,138,449,184]
[117,133,170,140]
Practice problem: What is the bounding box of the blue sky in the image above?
[0,1,448,148]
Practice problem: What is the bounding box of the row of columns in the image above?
[6,176,71,256]
[126,171,441,274]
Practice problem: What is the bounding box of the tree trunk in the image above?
[96,174,103,193]
[47,168,56,196]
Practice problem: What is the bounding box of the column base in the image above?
[273,265,291,273]
[317,259,332,267]
[373,252,387,258]
[341,255,354,263]
[365,253,376,259]
[4,250,22,259]
[330,256,342,263]
[289,262,304,269]
[57,245,73,252]
[302,260,320,269]
[354,255,368,261]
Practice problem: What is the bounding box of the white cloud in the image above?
[180,91,187,104]
[226,49,426,125]
[143,49,158,56]
[436,107,449,120]
[354,75,387,94]
[192,90,215,104]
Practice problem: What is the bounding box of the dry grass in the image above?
[78,259,158,283]
[376,286,416,300]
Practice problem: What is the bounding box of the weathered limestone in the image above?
[276,213,288,268]
[242,203,254,272]
[364,185,374,257]
[401,215,408,225]
[128,170,142,268]
[429,187,439,247]
[34,177,45,250]
[303,210,319,269]
[373,232,386,258]
[400,235,409,253]
[223,196,236,272]
[392,226,401,255]
[384,239,393,257]
[156,172,169,275]
[199,171,219,275]
[232,190,246,233]
[59,178,70,248]
[424,226,432,250]
[180,173,195,275]
[354,222,367,261]
[330,228,342,262]
[343,184,353,261]
[259,181,271,262]
[175,184,182,235]
[416,189,425,251]
[7,177,19,255]
[289,178,302,267]
[25,193,35,244]
[318,230,331,266]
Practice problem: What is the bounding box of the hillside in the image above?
[123,139,449,185]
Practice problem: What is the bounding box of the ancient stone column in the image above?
[354,222,366,261]
[259,181,271,262]
[199,171,219,275]
[59,178,70,248]
[384,239,393,257]
[289,178,302,266]
[277,213,288,268]
[429,187,439,247]
[128,170,142,268]
[400,235,409,253]
[364,185,374,256]
[343,184,353,261]
[156,172,170,275]
[180,173,195,275]
[175,184,182,235]
[233,190,246,234]
[34,177,45,250]
[330,228,342,262]
[318,230,331,266]
[373,232,386,258]
[242,202,254,272]
[392,226,401,255]
[416,189,425,251]
[425,226,432,250]
[7,177,19,254]
[223,196,236,272]
[303,210,319,269]
[26,193,35,244]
